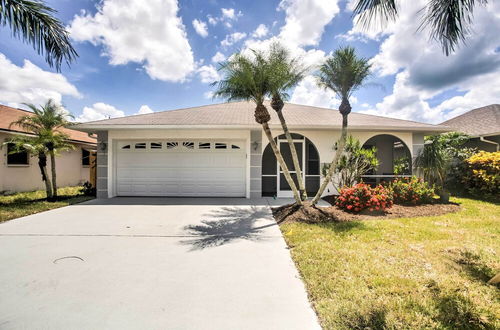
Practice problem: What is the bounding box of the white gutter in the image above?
[480,136,499,151]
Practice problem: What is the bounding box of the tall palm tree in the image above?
[213,50,303,205]
[311,47,371,205]
[4,135,53,199]
[352,0,489,55]
[0,0,78,70]
[267,42,308,200]
[10,99,75,198]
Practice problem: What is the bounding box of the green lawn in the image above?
[281,198,500,329]
[0,186,94,223]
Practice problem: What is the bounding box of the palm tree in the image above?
[4,135,53,199]
[267,42,308,200]
[311,47,371,205]
[352,0,489,55]
[213,50,303,204]
[0,0,78,70]
[10,99,75,198]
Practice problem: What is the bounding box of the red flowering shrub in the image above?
[336,183,393,213]
[386,176,435,205]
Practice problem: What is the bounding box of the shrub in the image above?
[336,183,393,213]
[462,151,500,199]
[386,176,435,205]
[80,181,96,196]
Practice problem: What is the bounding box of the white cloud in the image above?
[207,15,217,26]
[278,0,340,46]
[221,32,247,47]
[355,0,500,123]
[192,19,208,38]
[137,105,154,114]
[252,24,269,38]
[290,75,340,108]
[197,65,220,83]
[69,0,195,82]
[0,53,80,109]
[77,102,125,122]
[203,91,214,99]
[211,51,226,63]
[221,8,242,20]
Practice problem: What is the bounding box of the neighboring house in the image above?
[1,105,96,193]
[76,101,448,199]
[441,104,500,152]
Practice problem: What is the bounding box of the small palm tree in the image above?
[4,135,53,199]
[267,42,308,200]
[213,50,303,204]
[0,0,78,70]
[311,47,371,205]
[352,0,489,55]
[10,100,75,198]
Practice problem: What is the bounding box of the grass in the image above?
[281,197,500,329]
[0,186,94,223]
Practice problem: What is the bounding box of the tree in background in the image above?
[311,47,372,205]
[0,0,77,70]
[10,100,75,198]
[352,0,489,55]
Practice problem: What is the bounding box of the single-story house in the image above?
[441,104,499,152]
[75,101,448,199]
[1,105,97,193]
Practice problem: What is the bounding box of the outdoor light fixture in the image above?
[252,141,259,151]
[99,142,107,151]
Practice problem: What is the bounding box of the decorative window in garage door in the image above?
[118,140,244,151]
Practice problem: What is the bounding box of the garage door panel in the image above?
[116,140,246,197]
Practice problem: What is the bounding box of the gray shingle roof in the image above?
[77,101,447,131]
[441,104,500,136]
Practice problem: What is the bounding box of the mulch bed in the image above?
[273,198,461,224]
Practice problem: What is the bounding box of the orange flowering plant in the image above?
[336,182,393,213]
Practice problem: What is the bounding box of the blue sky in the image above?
[0,0,498,123]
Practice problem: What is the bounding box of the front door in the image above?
[277,140,304,198]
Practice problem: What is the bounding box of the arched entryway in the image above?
[362,134,412,184]
[261,133,320,197]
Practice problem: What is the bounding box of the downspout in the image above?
[480,136,499,151]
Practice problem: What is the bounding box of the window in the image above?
[7,143,29,165]
[135,142,146,149]
[150,142,162,149]
[215,143,227,149]
[166,142,178,149]
[182,142,194,149]
[199,142,211,149]
[121,144,131,149]
[82,149,90,166]
[231,144,241,149]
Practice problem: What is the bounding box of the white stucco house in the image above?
[0,105,96,194]
[75,101,448,199]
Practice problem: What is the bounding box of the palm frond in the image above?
[0,0,78,70]
[352,0,398,30]
[419,0,488,55]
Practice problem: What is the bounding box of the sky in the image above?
[0,0,499,124]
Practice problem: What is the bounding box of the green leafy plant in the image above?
[394,156,411,175]
[80,181,96,197]
[322,135,378,190]
[336,183,393,213]
[386,176,435,205]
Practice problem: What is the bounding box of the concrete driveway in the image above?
[0,198,319,330]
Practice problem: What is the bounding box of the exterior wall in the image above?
[0,132,91,193]
[105,129,250,198]
[412,133,425,176]
[250,130,262,198]
[96,131,108,199]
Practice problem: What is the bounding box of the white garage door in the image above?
[115,140,246,197]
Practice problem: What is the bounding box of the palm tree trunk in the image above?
[311,113,349,205]
[49,150,58,198]
[37,152,53,200]
[276,110,307,200]
[261,122,302,205]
